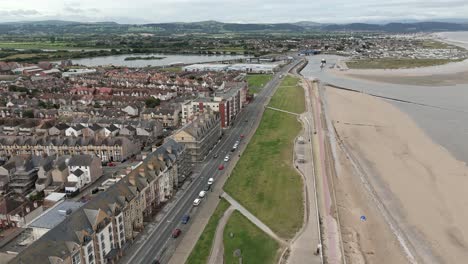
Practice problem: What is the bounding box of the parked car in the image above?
[152,260,160,264]
[199,191,207,198]
[218,164,224,170]
[204,185,211,191]
[107,162,115,167]
[181,215,190,224]
[193,198,201,206]
[224,155,230,162]
[240,134,245,139]
[208,178,214,185]
[172,228,182,238]
[213,154,218,159]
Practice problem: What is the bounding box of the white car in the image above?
[208,178,214,185]
[224,155,230,162]
[193,198,201,206]
[199,191,206,198]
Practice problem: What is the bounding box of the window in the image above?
[72,252,81,264]
[87,244,93,254]
[88,253,94,263]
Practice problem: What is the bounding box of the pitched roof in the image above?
[68,155,94,167]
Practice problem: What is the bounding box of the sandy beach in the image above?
[326,86,468,264]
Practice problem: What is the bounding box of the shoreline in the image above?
[326,86,468,263]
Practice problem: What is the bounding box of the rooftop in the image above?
[29,201,84,230]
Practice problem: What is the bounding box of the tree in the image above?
[145,97,161,108]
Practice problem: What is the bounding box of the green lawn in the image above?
[269,76,305,114]
[223,211,280,264]
[346,58,464,69]
[224,76,304,239]
[159,66,183,73]
[246,74,273,94]
[185,199,230,264]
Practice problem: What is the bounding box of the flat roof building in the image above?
[29,201,84,241]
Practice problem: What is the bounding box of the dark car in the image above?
[213,154,218,159]
[182,215,190,224]
[204,185,211,192]
[172,228,182,238]
[152,260,160,264]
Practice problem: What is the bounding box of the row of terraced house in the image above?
[9,138,190,264]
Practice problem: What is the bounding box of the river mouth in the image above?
[301,54,468,165]
[68,53,248,67]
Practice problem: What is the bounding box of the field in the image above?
[421,39,465,50]
[159,66,183,73]
[224,76,304,238]
[269,76,305,113]
[346,58,464,69]
[0,41,92,50]
[246,74,273,94]
[185,199,230,264]
[223,211,280,264]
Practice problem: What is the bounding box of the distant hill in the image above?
[322,22,468,32]
[0,20,467,35]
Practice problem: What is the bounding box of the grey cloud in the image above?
[64,6,100,14]
[0,9,40,16]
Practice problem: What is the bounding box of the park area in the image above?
[224,75,305,239]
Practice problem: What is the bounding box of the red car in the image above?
[107,162,115,167]
[240,134,245,139]
[172,228,182,238]
[218,164,225,170]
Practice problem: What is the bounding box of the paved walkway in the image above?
[266,106,300,116]
[221,192,287,245]
[286,111,322,264]
[308,79,343,263]
[207,206,234,264]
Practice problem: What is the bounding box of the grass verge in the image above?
[269,76,305,114]
[246,74,273,94]
[223,211,280,264]
[185,199,230,264]
[224,76,304,238]
[346,58,464,69]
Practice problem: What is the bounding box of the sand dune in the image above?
[326,87,468,264]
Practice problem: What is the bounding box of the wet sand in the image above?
[326,87,468,264]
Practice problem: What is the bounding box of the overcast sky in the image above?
[0,0,467,24]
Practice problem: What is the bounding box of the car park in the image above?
[193,198,201,206]
[199,191,206,198]
[181,215,190,224]
[172,228,182,238]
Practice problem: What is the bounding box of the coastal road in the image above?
[119,58,304,264]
